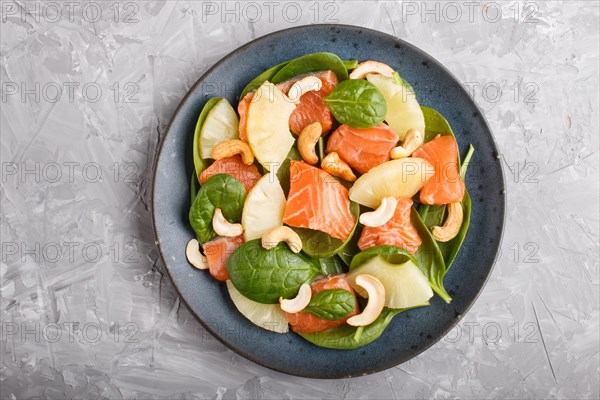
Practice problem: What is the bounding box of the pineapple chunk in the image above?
[227,281,289,333]
[200,99,239,159]
[242,174,286,241]
[348,256,433,309]
[246,81,296,172]
[367,74,425,140]
[349,158,434,208]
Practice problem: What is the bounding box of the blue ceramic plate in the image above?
[152,25,505,378]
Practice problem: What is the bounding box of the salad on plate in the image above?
[185,52,474,349]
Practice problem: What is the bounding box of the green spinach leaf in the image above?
[324,79,386,128]
[303,289,356,320]
[319,255,346,275]
[189,174,246,243]
[342,59,358,70]
[418,204,446,228]
[337,225,362,266]
[192,97,221,179]
[276,145,303,196]
[226,240,320,304]
[349,245,417,271]
[190,172,200,205]
[421,105,456,143]
[293,202,360,258]
[239,61,289,99]
[460,144,475,177]
[271,52,348,84]
[437,191,472,271]
[411,208,452,303]
[418,192,473,271]
[437,146,474,269]
[301,307,411,349]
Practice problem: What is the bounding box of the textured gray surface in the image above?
[1,1,598,399]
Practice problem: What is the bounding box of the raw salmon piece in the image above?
[203,235,245,281]
[283,161,355,241]
[237,93,253,142]
[199,156,261,193]
[358,198,422,254]
[412,135,465,205]
[286,70,338,135]
[237,71,338,139]
[325,123,398,174]
[286,274,359,334]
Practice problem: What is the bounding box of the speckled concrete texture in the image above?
[1,1,598,398]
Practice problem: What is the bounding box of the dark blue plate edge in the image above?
[150,24,506,379]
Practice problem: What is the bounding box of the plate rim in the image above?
[151,23,506,379]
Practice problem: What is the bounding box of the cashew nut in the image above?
[279,283,312,313]
[211,139,254,165]
[212,208,243,237]
[297,122,322,165]
[287,76,322,104]
[390,128,424,159]
[347,274,385,327]
[349,60,395,80]
[186,239,208,270]
[359,197,397,227]
[261,226,302,253]
[321,152,356,182]
[432,202,464,242]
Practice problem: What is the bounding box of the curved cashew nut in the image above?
[297,122,322,165]
[279,283,312,313]
[261,226,302,253]
[211,139,254,165]
[212,208,243,237]
[432,202,463,242]
[391,128,423,159]
[347,274,385,327]
[287,76,322,104]
[349,60,395,80]
[359,197,397,227]
[321,152,356,182]
[186,239,208,270]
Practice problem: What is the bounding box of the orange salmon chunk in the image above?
[283,160,355,241]
[326,123,398,174]
[287,70,338,135]
[203,235,245,282]
[199,156,261,193]
[412,135,465,205]
[358,198,422,254]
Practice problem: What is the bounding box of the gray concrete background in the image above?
[1,1,598,399]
